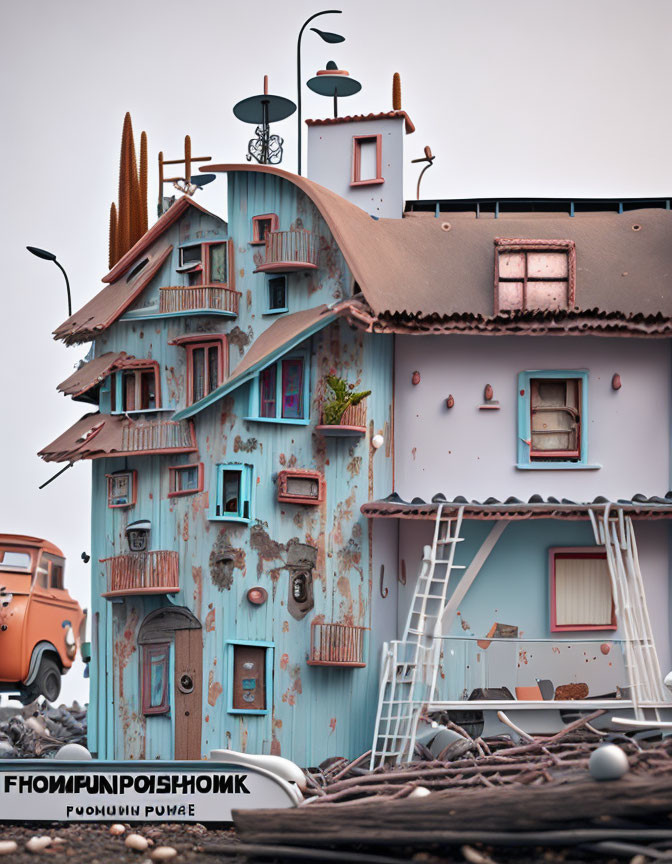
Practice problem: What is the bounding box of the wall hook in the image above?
[379,564,388,598]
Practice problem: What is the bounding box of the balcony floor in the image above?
[102,586,180,599]
[253,262,319,274]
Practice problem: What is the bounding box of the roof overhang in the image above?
[57,351,130,398]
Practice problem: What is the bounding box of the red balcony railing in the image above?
[159,285,240,315]
[101,551,179,598]
[307,621,367,667]
[121,419,197,454]
[254,230,319,274]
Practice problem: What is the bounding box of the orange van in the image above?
[0,535,85,703]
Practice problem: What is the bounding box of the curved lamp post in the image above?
[26,246,72,317]
[297,10,345,176]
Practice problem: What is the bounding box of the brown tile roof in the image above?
[305,110,415,134]
[203,166,672,325]
[57,352,130,397]
[53,243,172,345]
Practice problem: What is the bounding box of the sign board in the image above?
[0,760,301,822]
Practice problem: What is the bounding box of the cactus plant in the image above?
[322,375,371,426]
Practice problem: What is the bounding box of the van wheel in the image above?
[35,657,61,703]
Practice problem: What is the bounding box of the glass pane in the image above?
[223,470,241,515]
[209,244,227,283]
[140,371,156,409]
[207,345,220,393]
[526,280,569,310]
[177,466,199,492]
[555,556,612,626]
[181,245,201,264]
[357,139,378,181]
[282,358,304,420]
[0,550,31,570]
[268,277,286,310]
[256,218,272,242]
[123,372,136,411]
[260,366,277,418]
[149,652,166,707]
[530,379,579,454]
[286,476,319,498]
[498,251,525,278]
[527,251,568,279]
[192,348,205,403]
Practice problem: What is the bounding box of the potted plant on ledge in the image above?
[317,374,371,437]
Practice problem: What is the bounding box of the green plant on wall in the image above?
[322,375,371,425]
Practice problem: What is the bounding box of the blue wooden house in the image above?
[41,99,672,765]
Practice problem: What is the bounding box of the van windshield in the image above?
[0,548,32,571]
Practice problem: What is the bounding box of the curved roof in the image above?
[0,534,65,557]
[205,164,672,320]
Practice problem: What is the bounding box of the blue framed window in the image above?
[226,640,274,715]
[265,275,288,314]
[210,463,254,522]
[517,370,599,470]
[246,351,310,425]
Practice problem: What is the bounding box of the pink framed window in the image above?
[549,548,616,632]
[351,135,383,186]
[142,643,170,715]
[494,239,576,313]
[282,357,304,419]
[251,214,279,245]
[186,339,227,405]
[106,470,137,508]
[277,469,324,505]
[260,366,277,418]
[168,463,204,498]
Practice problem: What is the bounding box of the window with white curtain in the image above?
[550,550,615,631]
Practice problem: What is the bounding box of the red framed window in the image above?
[495,239,576,313]
[142,643,170,715]
[530,378,581,461]
[351,135,383,186]
[251,214,279,244]
[106,470,137,508]
[186,339,226,405]
[277,469,324,505]
[260,366,277,418]
[168,463,204,498]
[178,242,228,286]
[549,549,616,632]
[113,362,161,412]
[282,357,304,419]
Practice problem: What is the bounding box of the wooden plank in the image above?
[174,628,203,760]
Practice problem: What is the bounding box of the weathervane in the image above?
[233,76,296,165]
[307,61,361,118]
[411,145,436,199]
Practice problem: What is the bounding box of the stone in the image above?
[109,824,126,835]
[0,841,18,855]
[125,834,149,851]
[150,848,178,860]
[26,837,52,852]
[54,743,92,760]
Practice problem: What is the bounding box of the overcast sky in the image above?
[2,0,671,706]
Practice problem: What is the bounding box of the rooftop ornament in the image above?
[307,60,361,120]
[296,10,345,176]
[158,136,213,215]
[233,75,296,166]
[411,145,436,200]
[26,246,72,317]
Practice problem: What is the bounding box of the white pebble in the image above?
[26,836,52,852]
[110,824,126,835]
[589,743,630,781]
[125,834,149,851]
[150,848,177,861]
[408,785,431,798]
[0,842,18,855]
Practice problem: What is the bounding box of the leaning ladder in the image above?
[370,505,465,769]
[589,504,665,719]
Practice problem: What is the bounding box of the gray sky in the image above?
[2,0,671,705]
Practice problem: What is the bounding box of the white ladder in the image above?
[370,505,465,768]
[589,504,665,719]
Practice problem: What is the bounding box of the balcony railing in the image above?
[307,621,367,667]
[121,419,197,454]
[254,229,319,274]
[101,551,179,598]
[159,285,240,316]
[317,401,368,437]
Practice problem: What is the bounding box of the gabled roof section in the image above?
[57,352,130,398]
[206,165,672,325]
[53,243,172,345]
[103,195,217,284]
[306,110,415,134]
[173,304,340,420]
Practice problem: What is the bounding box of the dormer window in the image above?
[176,241,228,287]
[111,361,161,413]
[251,214,279,245]
[494,239,575,313]
[351,135,383,186]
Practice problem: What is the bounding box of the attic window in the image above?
[126,258,149,282]
[494,239,575,313]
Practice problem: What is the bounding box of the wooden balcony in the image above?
[101,551,179,598]
[316,402,368,437]
[254,230,319,274]
[159,285,240,316]
[307,621,367,668]
[121,419,197,454]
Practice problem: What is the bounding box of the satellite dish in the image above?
[307,61,361,118]
[233,76,296,165]
[190,174,216,188]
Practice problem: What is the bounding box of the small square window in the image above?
[211,464,253,522]
[168,464,204,498]
[180,246,201,266]
[227,641,273,714]
[142,643,170,715]
[495,239,575,313]
[351,135,383,185]
[267,276,287,313]
[252,214,279,244]
[550,549,616,631]
[106,470,137,508]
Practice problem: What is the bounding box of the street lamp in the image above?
[26,246,72,317]
[297,10,345,176]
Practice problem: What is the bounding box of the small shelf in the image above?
[316,424,367,437]
[306,659,366,668]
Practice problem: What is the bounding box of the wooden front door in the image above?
[174,627,203,760]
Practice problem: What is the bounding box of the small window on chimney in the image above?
[351,135,383,186]
[494,239,575,313]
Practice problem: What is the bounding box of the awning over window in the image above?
[57,352,130,399]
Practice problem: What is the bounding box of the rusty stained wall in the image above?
[88,321,394,764]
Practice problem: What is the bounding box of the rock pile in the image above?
[0,702,87,758]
